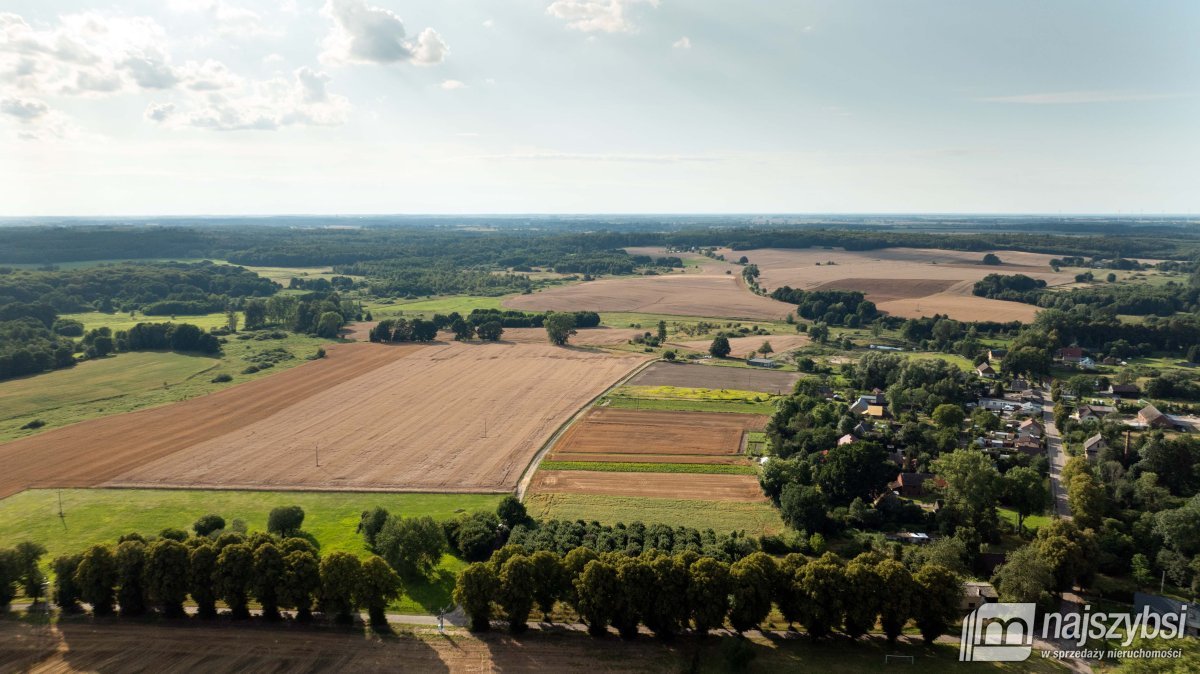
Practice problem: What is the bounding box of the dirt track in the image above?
[0,342,420,500]
[550,408,766,458]
[530,470,767,501]
[628,362,800,393]
[105,342,646,493]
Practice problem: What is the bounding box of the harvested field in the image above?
[499,326,644,346]
[628,362,800,393]
[502,274,793,320]
[0,342,420,500]
[530,470,766,501]
[550,408,766,458]
[668,334,808,357]
[721,246,1078,322]
[548,452,748,465]
[104,342,646,493]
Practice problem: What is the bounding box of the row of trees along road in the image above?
[454,545,963,642]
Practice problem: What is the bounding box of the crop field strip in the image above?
[627,362,801,392]
[529,470,767,502]
[547,408,767,458]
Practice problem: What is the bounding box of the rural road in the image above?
[1043,396,1072,519]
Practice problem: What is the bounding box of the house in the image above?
[849,393,884,415]
[1139,404,1174,429]
[1083,433,1107,461]
[853,421,873,437]
[1134,593,1200,637]
[1074,404,1116,422]
[988,348,1008,363]
[975,363,996,378]
[1014,437,1042,455]
[1108,383,1141,398]
[961,582,999,612]
[837,433,855,446]
[886,532,931,545]
[747,357,778,368]
[893,472,940,497]
[865,404,889,419]
[1079,356,1097,370]
[1009,378,1031,392]
[1102,356,1120,366]
[1017,418,1044,440]
[1056,346,1085,363]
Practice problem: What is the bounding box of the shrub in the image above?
[211,373,232,383]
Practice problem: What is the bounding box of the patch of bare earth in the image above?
[550,408,766,458]
[628,362,800,393]
[530,470,767,501]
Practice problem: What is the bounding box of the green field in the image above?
[746,431,770,454]
[998,506,1053,532]
[524,492,785,536]
[902,351,976,371]
[602,396,778,415]
[0,489,505,614]
[64,310,234,334]
[0,332,331,441]
[538,461,757,475]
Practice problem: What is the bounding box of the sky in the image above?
[1,0,1197,216]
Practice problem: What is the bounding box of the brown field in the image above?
[548,452,748,465]
[530,470,766,501]
[499,327,644,345]
[103,342,646,493]
[668,334,809,358]
[718,246,1078,322]
[502,274,793,320]
[0,342,420,500]
[549,408,766,458]
[0,341,644,498]
[628,362,800,393]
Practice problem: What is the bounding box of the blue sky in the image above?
[1,0,1197,215]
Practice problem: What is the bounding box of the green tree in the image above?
[709,335,732,358]
[320,552,363,623]
[358,506,390,549]
[992,545,1055,611]
[612,556,656,639]
[933,449,1001,527]
[1068,472,1107,530]
[51,554,83,612]
[358,556,402,628]
[225,309,239,333]
[795,553,845,638]
[498,555,537,633]
[192,514,225,537]
[875,559,915,645]
[0,549,17,609]
[144,539,190,618]
[932,403,966,430]
[188,544,219,619]
[657,320,667,342]
[376,515,448,579]
[243,299,267,330]
[1033,519,1098,591]
[780,483,828,533]
[529,550,566,620]
[688,557,732,637]
[1004,466,1047,534]
[496,495,528,529]
[544,312,577,346]
[476,321,504,341]
[14,542,47,604]
[454,562,499,631]
[643,553,690,638]
[214,543,254,619]
[842,555,882,639]
[451,318,475,341]
[315,311,344,338]
[282,549,321,621]
[74,544,117,616]
[252,543,287,620]
[809,322,830,344]
[266,505,305,537]
[913,563,962,644]
[728,552,777,634]
[575,559,620,636]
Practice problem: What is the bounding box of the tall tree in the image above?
[575,559,620,637]
[687,557,732,637]
[1004,466,1047,535]
[282,549,321,622]
[992,545,1056,611]
[528,550,566,620]
[74,545,117,616]
[14,542,47,604]
[728,552,777,634]
[252,543,287,621]
[266,506,305,537]
[795,553,845,638]
[544,312,577,346]
[454,562,499,632]
[144,539,190,618]
[188,544,219,619]
[841,555,882,639]
[709,335,732,358]
[375,515,448,579]
[913,564,962,644]
[214,543,254,619]
[875,559,915,645]
[51,554,83,613]
[320,552,363,624]
[498,554,537,633]
[358,556,402,628]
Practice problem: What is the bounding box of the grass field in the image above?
[746,431,770,454]
[603,395,779,415]
[902,351,976,371]
[64,310,234,334]
[364,296,506,318]
[0,332,330,441]
[0,488,504,614]
[998,506,1053,532]
[524,492,785,535]
[538,461,757,475]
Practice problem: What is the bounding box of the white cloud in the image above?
[1,96,74,140]
[672,36,690,49]
[441,79,466,90]
[167,0,273,38]
[179,59,243,91]
[482,19,495,29]
[0,96,48,120]
[975,90,1181,105]
[545,0,659,34]
[148,67,350,131]
[320,0,448,66]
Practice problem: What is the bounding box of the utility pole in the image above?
[315,443,320,467]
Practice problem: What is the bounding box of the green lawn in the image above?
[0,489,504,614]
[0,331,331,441]
[524,492,786,536]
[538,461,757,475]
[998,506,1053,532]
[902,352,975,371]
[64,310,233,334]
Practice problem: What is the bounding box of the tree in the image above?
[815,441,894,505]
[358,556,402,628]
[1068,472,1107,530]
[476,321,504,341]
[454,512,501,562]
[454,562,499,631]
[376,515,448,579]
[728,552,776,634]
[809,322,830,344]
[1004,466,1047,534]
[913,563,962,644]
[451,318,475,341]
[74,544,117,616]
[709,336,732,358]
[252,543,287,620]
[875,560,915,645]
[982,253,1002,265]
[214,543,254,618]
[795,553,845,638]
[188,544,219,619]
[316,311,344,338]
[243,299,267,330]
[358,507,390,549]
[498,555,537,632]
[51,554,83,612]
[780,483,828,533]
[611,557,655,639]
[758,340,774,356]
[992,545,1055,611]
[267,506,305,537]
[932,403,966,430]
[14,542,47,604]
[193,514,225,537]
[544,312,577,346]
[575,559,620,636]
[842,556,882,639]
[657,320,667,342]
[278,549,318,621]
[225,309,239,333]
[1189,344,1200,365]
[932,449,1001,526]
[688,557,732,637]
[496,495,529,529]
[1034,520,1098,591]
[642,554,690,638]
[320,552,363,623]
[144,539,190,618]
[0,549,17,609]
[529,550,566,620]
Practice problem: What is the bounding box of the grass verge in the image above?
[524,492,785,536]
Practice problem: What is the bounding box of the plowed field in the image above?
[549,408,766,458]
[529,470,766,501]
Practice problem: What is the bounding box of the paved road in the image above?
[1043,396,1072,519]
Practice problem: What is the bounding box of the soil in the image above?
[529,470,768,501]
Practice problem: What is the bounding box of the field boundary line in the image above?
[515,356,657,501]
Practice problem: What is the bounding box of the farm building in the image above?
[975,363,996,378]
[1074,404,1116,422]
[961,582,999,612]
[1009,378,1032,392]
[1108,383,1141,398]
[988,348,1007,363]
[892,472,941,497]
[747,357,778,368]
[1083,433,1107,461]
[1138,404,1174,429]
